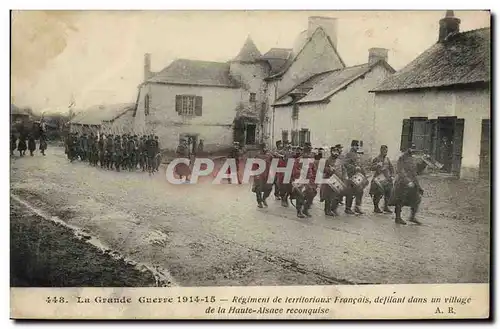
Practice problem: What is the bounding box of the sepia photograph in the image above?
[9,9,491,319]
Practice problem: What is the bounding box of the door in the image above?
[479,119,490,179]
[245,124,256,145]
[451,118,464,177]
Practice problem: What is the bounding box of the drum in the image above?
[374,173,390,191]
[351,172,369,191]
[327,173,347,195]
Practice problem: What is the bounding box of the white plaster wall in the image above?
[274,65,391,155]
[276,28,344,98]
[373,88,490,176]
[134,83,245,151]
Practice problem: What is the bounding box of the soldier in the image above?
[105,134,114,169]
[228,141,243,184]
[28,133,36,156]
[343,140,366,215]
[17,133,27,157]
[114,135,121,171]
[10,133,17,156]
[154,135,161,172]
[139,135,147,171]
[291,143,317,218]
[278,142,294,207]
[272,140,284,200]
[175,138,190,180]
[321,146,347,216]
[97,134,105,167]
[252,143,273,208]
[369,145,394,214]
[146,134,156,174]
[69,132,78,162]
[388,143,426,225]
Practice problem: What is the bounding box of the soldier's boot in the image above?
[394,205,407,225]
[256,192,263,208]
[345,195,355,214]
[281,196,289,207]
[262,197,268,208]
[373,195,383,213]
[297,207,305,218]
[409,207,422,225]
[324,199,334,216]
[30,151,34,156]
[303,200,313,218]
[354,195,364,214]
[383,197,393,214]
[331,200,340,216]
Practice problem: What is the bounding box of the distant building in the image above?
[371,11,490,179]
[70,103,135,136]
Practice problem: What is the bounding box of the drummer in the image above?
[321,145,347,217]
[369,145,394,214]
[343,140,366,215]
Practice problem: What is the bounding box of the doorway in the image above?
[479,119,490,179]
[179,133,199,155]
[245,124,257,145]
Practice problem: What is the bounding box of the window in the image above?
[299,128,311,147]
[144,94,150,116]
[249,93,256,102]
[175,95,203,116]
[281,130,289,143]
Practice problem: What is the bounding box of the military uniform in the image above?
[252,145,273,208]
[369,147,394,213]
[291,144,317,218]
[10,134,17,156]
[105,135,114,169]
[228,142,243,184]
[321,147,347,216]
[175,140,190,179]
[28,135,36,156]
[343,140,366,214]
[388,146,426,225]
[17,134,27,156]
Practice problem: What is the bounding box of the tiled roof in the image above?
[232,36,262,63]
[371,27,490,92]
[273,61,394,106]
[261,48,293,74]
[10,104,27,116]
[146,59,239,88]
[70,103,135,125]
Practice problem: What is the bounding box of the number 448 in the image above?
[46,296,68,303]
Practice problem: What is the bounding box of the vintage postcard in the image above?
[10,10,491,320]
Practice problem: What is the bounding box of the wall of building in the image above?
[276,28,344,98]
[273,65,391,155]
[373,88,490,178]
[134,83,245,152]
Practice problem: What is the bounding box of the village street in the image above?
[10,147,490,286]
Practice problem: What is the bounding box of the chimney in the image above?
[438,10,461,42]
[144,53,152,81]
[368,47,389,64]
[307,16,338,49]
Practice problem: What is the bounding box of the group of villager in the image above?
[65,132,162,174]
[10,129,47,157]
[228,140,428,225]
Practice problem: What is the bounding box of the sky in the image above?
[11,10,490,113]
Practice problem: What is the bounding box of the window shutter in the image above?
[175,95,182,115]
[291,130,299,146]
[306,130,311,144]
[299,130,305,146]
[400,119,411,152]
[195,96,203,116]
[292,104,299,120]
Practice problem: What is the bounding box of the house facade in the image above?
[133,15,395,155]
[133,38,272,154]
[371,11,491,179]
